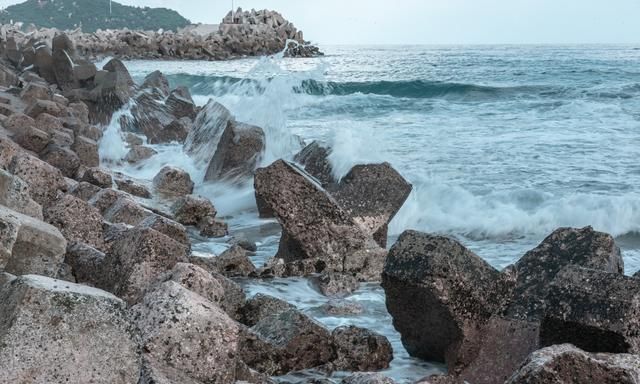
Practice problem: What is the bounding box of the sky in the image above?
[1,0,639,45]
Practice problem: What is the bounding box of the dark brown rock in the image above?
[506,344,640,384]
[70,181,101,201]
[381,230,509,371]
[20,82,52,104]
[540,266,640,354]
[72,135,100,167]
[25,99,62,118]
[40,143,81,178]
[15,125,50,153]
[114,177,151,198]
[204,120,265,182]
[293,140,336,187]
[240,293,296,327]
[183,99,233,164]
[141,70,170,96]
[167,89,197,119]
[198,216,228,238]
[310,272,359,297]
[138,215,190,246]
[3,113,36,136]
[64,242,106,287]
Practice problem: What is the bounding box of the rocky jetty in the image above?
[0,8,321,62]
[383,227,640,384]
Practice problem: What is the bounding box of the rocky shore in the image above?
[0,23,639,384]
[0,8,321,62]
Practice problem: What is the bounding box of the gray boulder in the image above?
[183,99,233,164]
[0,169,43,220]
[153,166,194,196]
[0,275,140,384]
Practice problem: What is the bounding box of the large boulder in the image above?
[138,214,190,246]
[64,242,106,287]
[131,281,240,383]
[0,205,67,277]
[141,70,170,96]
[0,169,43,219]
[40,143,82,178]
[44,194,106,251]
[183,99,233,164]
[254,160,386,280]
[131,92,189,144]
[0,275,140,384]
[506,226,623,319]
[154,263,225,305]
[506,344,640,384]
[381,230,510,372]
[153,166,194,196]
[102,196,153,226]
[8,152,67,207]
[332,163,412,247]
[540,266,640,354]
[172,194,216,225]
[203,120,265,182]
[100,226,190,303]
[239,293,297,327]
[166,87,197,119]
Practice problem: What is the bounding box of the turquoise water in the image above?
[116,45,640,382]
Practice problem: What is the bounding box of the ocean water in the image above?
[106,45,640,382]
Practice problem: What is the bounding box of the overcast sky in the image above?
[1,0,639,45]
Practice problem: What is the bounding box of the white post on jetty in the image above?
[231,0,234,23]
[109,0,112,14]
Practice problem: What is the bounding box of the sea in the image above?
[100,45,640,382]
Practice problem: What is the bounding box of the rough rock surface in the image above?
[8,152,67,207]
[293,140,336,187]
[310,272,360,297]
[204,120,265,182]
[81,167,113,188]
[183,99,233,163]
[64,242,106,287]
[0,275,140,384]
[331,326,393,371]
[131,281,240,383]
[240,293,297,327]
[100,226,190,303]
[506,344,640,384]
[44,194,105,251]
[153,166,194,196]
[0,168,43,219]
[381,230,509,371]
[172,194,216,225]
[0,205,67,277]
[540,266,640,354]
[254,160,386,280]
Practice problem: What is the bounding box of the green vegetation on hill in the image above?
[0,0,191,32]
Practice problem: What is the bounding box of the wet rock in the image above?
[172,194,217,225]
[44,194,106,251]
[342,373,397,384]
[125,145,157,163]
[103,196,153,226]
[381,230,509,370]
[507,226,623,319]
[240,293,297,327]
[331,326,393,371]
[0,275,140,384]
[101,226,189,303]
[72,135,100,167]
[310,272,359,297]
[68,102,90,124]
[321,300,365,316]
[167,88,197,119]
[125,132,144,146]
[254,160,386,280]
[42,142,81,175]
[154,263,225,304]
[53,46,78,91]
[540,266,640,354]
[0,205,67,277]
[183,99,233,164]
[8,152,67,207]
[190,245,255,277]
[81,167,113,188]
[152,166,194,196]
[138,214,190,246]
[0,271,16,287]
[505,344,640,384]
[114,177,152,198]
[131,281,240,383]
[64,242,106,287]
[293,140,336,187]
[25,99,62,118]
[15,125,50,153]
[198,215,229,237]
[333,163,412,247]
[204,120,265,182]
[0,168,43,220]
[141,70,170,96]
[244,308,335,374]
[233,237,258,252]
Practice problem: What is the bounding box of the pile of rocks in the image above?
[0,8,322,62]
[383,227,640,383]
[0,28,397,383]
